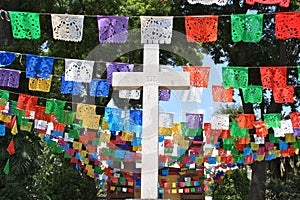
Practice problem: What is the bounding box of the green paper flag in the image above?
[222,67,248,89]
[45,99,66,119]
[231,14,263,42]
[58,110,75,125]
[263,113,281,129]
[230,122,248,138]
[181,122,202,137]
[242,85,263,103]
[0,90,9,106]
[4,159,9,175]
[9,11,41,39]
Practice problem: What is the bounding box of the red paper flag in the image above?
[7,139,15,155]
[276,12,300,39]
[260,67,287,89]
[185,16,218,43]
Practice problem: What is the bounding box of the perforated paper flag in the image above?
[89,79,110,97]
[130,110,142,126]
[106,62,134,85]
[212,85,233,102]
[29,76,52,92]
[231,14,263,42]
[182,86,203,103]
[97,16,129,43]
[273,86,294,103]
[159,112,174,128]
[65,59,94,83]
[104,107,122,123]
[159,90,171,101]
[0,90,9,106]
[237,114,255,129]
[60,76,82,95]
[17,94,38,111]
[76,103,96,120]
[185,16,218,43]
[0,69,21,88]
[45,99,66,119]
[290,112,300,128]
[241,85,263,103]
[280,119,293,134]
[222,67,248,89]
[211,114,229,130]
[260,67,286,89]
[51,14,84,42]
[140,16,173,44]
[58,110,75,125]
[82,115,100,130]
[0,52,16,67]
[185,113,203,129]
[253,121,268,137]
[183,66,210,88]
[276,12,300,39]
[263,113,281,129]
[26,54,54,79]
[246,0,289,8]
[119,90,140,100]
[9,11,40,39]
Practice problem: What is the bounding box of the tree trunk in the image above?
[250,161,267,200]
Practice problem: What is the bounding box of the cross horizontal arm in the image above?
[112,71,190,90]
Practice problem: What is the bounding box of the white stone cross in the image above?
[112,44,190,199]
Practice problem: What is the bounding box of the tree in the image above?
[169,1,300,199]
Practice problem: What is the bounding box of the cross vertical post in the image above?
[112,44,190,199]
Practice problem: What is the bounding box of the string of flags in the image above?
[0,83,300,191]
[188,0,290,7]
[2,50,300,105]
[2,10,300,43]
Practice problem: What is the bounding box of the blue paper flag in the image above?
[60,143,70,151]
[115,150,125,159]
[132,137,142,146]
[208,156,217,164]
[130,110,142,125]
[161,168,169,176]
[104,107,122,123]
[158,136,164,142]
[0,52,16,66]
[279,141,288,150]
[26,54,54,79]
[52,131,64,137]
[43,134,52,142]
[60,76,82,95]
[89,79,110,97]
[75,152,83,160]
[243,147,251,156]
[0,124,5,136]
[265,152,275,161]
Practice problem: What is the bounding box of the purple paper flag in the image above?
[159,90,171,101]
[106,62,134,85]
[0,69,21,88]
[292,128,300,136]
[186,113,203,129]
[97,16,129,43]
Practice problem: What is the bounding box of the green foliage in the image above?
[266,172,300,200]
[212,169,250,200]
[29,142,98,200]
[0,130,42,199]
[215,104,244,122]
